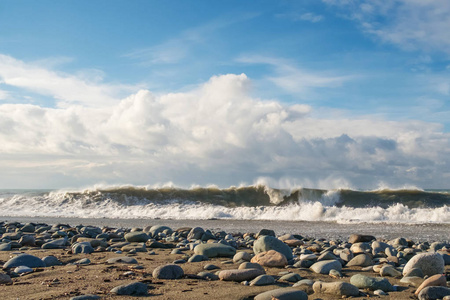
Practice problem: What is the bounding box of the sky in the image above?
[0,0,449,190]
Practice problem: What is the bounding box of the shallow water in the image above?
[1,216,449,242]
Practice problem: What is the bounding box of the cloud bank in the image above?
[0,57,448,189]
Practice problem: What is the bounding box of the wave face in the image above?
[0,186,449,224]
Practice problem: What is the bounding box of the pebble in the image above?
[346,253,373,267]
[254,287,308,300]
[313,281,360,297]
[310,259,342,274]
[194,243,236,258]
[249,274,275,286]
[279,272,302,282]
[14,265,33,274]
[110,281,148,296]
[3,253,46,268]
[417,286,450,300]
[251,250,287,267]
[350,274,394,292]
[152,264,184,279]
[253,235,293,260]
[106,256,138,264]
[415,274,447,296]
[233,251,252,263]
[218,268,265,282]
[0,273,12,284]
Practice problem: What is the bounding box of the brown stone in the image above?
[218,268,265,282]
[251,250,287,267]
[415,274,447,295]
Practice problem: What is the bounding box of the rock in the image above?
[197,271,219,280]
[374,289,388,296]
[317,251,338,261]
[350,242,371,254]
[415,274,447,296]
[279,273,302,282]
[18,235,36,247]
[388,237,408,248]
[0,243,12,251]
[238,262,265,271]
[0,273,12,284]
[121,243,146,252]
[204,264,220,271]
[254,288,308,300]
[371,241,392,255]
[73,258,90,265]
[284,239,303,247]
[3,254,46,268]
[350,274,394,292]
[42,256,62,266]
[72,242,95,254]
[417,286,450,300]
[380,264,402,277]
[329,269,343,278]
[218,268,265,282]
[70,295,101,300]
[404,267,424,278]
[107,257,138,264]
[148,225,172,238]
[310,260,342,274]
[173,259,186,264]
[251,250,287,267]
[41,238,68,249]
[255,229,275,238]
[80,226,102,238]
[110,282,148,296]
[293,279,314,294]
[188,254,209,262]
[400,276,424,287]
[402,252,445,277]
[249,274,275,286]
[124,231,148,243]
[20,223,35,233]
[253,235,293,260]
[313,281,360,297]
[233,251,252,263]
[152,264,184,279]
[14,266,33,274]
[348,234,375,244]
[346,253,373,267]
[194,243,236,258]
[187,227,205,240]
[147,241,174,249]
[294,260,314,268]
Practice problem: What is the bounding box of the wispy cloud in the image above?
[0,54,139,107]
[276,12,324,23]
[324,0,450,54]
[0,89,9,100]
[237,55,351,96]
[124,12,261,66]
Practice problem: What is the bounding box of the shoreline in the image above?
[0,220,449,299]
[1,216,449,242]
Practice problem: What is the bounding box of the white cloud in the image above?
[0,89,9,100]
[325,0,450,54]
[238,55,351,96]
[0,72,448,189]
[0,54,138,107]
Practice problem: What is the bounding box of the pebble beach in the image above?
[0,220,449,300]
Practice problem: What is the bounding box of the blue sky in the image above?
[0,1,449,189]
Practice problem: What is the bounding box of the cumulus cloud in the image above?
[0,54,137,107]
[0,71,449,189]
[324,0,450,54]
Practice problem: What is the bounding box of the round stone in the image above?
[152,264,184,279]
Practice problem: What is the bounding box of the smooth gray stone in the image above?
[18,235,36,247]
[194,243,236,258]
[79,226,102,238]
[350,274,394,292]
[3,254,46,268]
[188,254,209,262]
[73,258,91,265]
[72,242,94,254]
[254,288,308,300]
[279,273,302,282]
[14,265,33,274]
[249,274,275,286]
[173,259,186,264]
[404,267,424,278]
[310,260,342,274]
[41,238,68,249]
[148,225,172,238]
[418,286,450,300]
[256,229,276,238]
[294,259,314,268]
[110,282,148,296]
[0,242,12,251]
[403,252,445,277]
[42,256,62,266]
[253,235,293,260]
[430,242,448,252]
[70,295,101,300]
[152,264,184,279]
[233,251,252,263]
[204,264,220,270]
[346,253,373,267]
[124,231,149,243]
[187,227,205,240]
[106,256,138,264]
[20,223,35,233]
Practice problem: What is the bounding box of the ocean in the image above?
[1,185,449,242]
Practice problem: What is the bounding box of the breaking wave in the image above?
[0,185,448,224]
